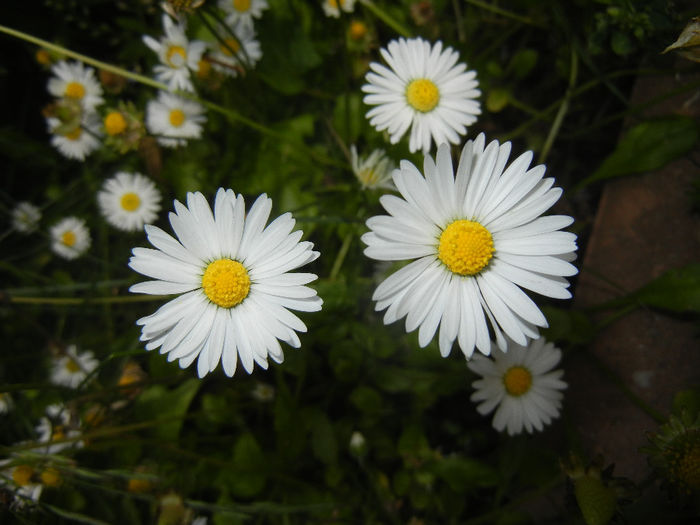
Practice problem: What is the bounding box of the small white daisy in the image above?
[128,189,323,378]
[218,0,268,29]
[146,91,206,148]
[11,202,41,234]
[362,37,481,154]
[210,21,263,77]
[362,135,578,358]
[47,60,104,112]
[98,172,162,232]
[0,461,43,507]
[47,113,102,161]
[35,404,83,454]
[350,145,396,190]
[468,337,567,435]
[0,392,13,414]
[322,0,356,18]
[49,345,99,389]
[49,216,91,260]
[143,14,207,92]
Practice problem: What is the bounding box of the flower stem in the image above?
[8,295,170,305]
[359,0,412,38]
[329,232,354,280]
[464,0,545,27]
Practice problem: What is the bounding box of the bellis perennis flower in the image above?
[98,172,162,232]
[128,189,323,378]
[362,134,578,359]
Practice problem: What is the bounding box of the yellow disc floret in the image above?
[64,127,83,141]
[64,81,86,100]
[104,111,127,136]
[503,366,532,397]
[166,45,187,67]
[349,20,368,40]
[120,192,142,212]
[40,467,62,487]
[12,465,34,487]
[169,109,186,127]
[65,358,81,373]
[61,231,77,247]
[221,38,241,56]
[233,0,251,11]
[201,258,251,308]
[438,219,494,276]
[406,78,440,112]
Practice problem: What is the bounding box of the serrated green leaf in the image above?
[578,116,699,189]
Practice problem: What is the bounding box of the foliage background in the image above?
[0,0,698,523]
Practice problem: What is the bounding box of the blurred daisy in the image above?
[362,135,578,358]
[35,404,83,454]
[210,21,262,77]
[322,0,355,17]
[146,91,206,147]
[47,60,104,112]
[218,0,268,28]
[47,113,102,161]
[0,392,13,414]
[11,202,41,233]
[143,14,206,92]
[362,37,481,153]
[0,462,43,507]
[128,189,323,378]
[468,338,567,435]
[49,217,91,260]
[98,172,162,232]
[350,145,396,190]
[49,345,99,389]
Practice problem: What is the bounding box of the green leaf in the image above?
[540,306,595,345]
[349,385,383,415]
[508,48,538,79]
[631,264,700,312]
[486,89,510,113]
[309,411,338,465]
[430,456,500,490]
[578,116,699,189]
[332,93,364,144]
[134,379,200,440]
[397,425,429,458]
[229,433,267,498]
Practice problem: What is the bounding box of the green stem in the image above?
[329,232,353,280]
[359,0,412,38]
[8,294,170,305]
[538,46,578,164]
[464,0,545,27]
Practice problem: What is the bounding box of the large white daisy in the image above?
[11,202,41,234]
[128,189,323,378]
[362,135,578,358]
[322,0,356,18]
[362,37,481,154]
[468,337,567,435]
[47,113,102,161]
[47,60,104,112]
[143,14,206,92]
[98,172,162,232]
[218,0,268,28]
[145,91,206,148]
[210,21,263,77]
[49,345,99,389]
[49,216,91,260]
[350,145,396,191]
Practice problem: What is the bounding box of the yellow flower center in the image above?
[503,366,533,397]
[169,109,186,127]
[233,0,251,11]
[221,38,241,56]
[349,20,368,40]
[64,81,86,100]
[64,127,83,141]
[357,168,379,187]
[61,231,77,247]
[329,0,345,8]
[36,49,51,65]
[128,477,152,493]
[120,192,142,212]
[406,78,440,112]
[12,465,34,487]
[438,220,494,276]
[40,467,62,487]
[201,258,250,308]
[52,425,66,442]
[166,45,187,68]
[197,58,211,78]
[65,358,81,373]
[104,111,127,136]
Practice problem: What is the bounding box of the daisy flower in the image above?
[47,60,104,112]
[362,135,578,358]
[49,345,99,389]
[362,37,481,154]
[350,145,396,190]
[0,461,43,507]
[47,112,102,161]
[49,216,91,260]
[210,21,262,77]
[322,0,356,18]
[98,172,162,232]
[468,338,567,435]
[35,404,83,454]
[145,91,206,148]
[218,0,268,29]
[11,202,41,233]
[128,189,323,378]
[143,14,206,92]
